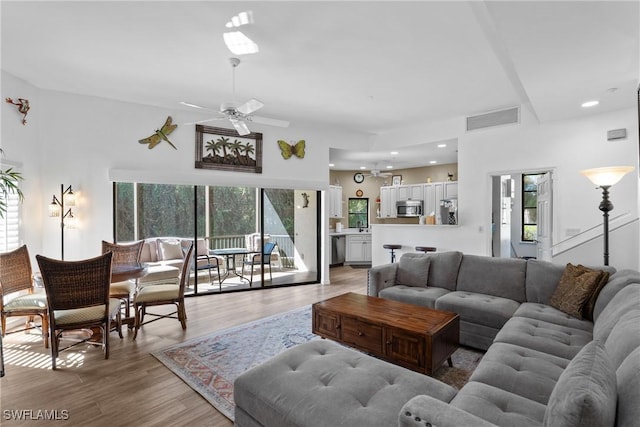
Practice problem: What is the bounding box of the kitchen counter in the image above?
[329,228,371,236]
[371,223,483,267]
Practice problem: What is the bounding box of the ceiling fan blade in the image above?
[230,118,251,136]
[249,115,290,128]
[179,101,219,113]
[237,98,264,115]
[183,117,226,126]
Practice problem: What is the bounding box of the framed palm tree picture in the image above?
[195,125,263,173]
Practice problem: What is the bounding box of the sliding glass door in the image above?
[113,182,320,295]
[262,189,319,287]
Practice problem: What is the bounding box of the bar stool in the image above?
[415,246,436,253]
[383,244,402,263]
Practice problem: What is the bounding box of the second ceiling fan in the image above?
[183,57,289,136]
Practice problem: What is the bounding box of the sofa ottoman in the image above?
[234,340,457,427]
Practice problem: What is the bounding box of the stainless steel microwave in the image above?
[396,200,423,217]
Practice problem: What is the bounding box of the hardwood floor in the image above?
[0,266,367,426]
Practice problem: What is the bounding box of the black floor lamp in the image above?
[580,166,634,266]
[48,184,77,260]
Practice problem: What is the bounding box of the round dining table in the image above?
[111,262,148,283]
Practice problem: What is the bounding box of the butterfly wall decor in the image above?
[277,139,305,159]
[139,116,178,150]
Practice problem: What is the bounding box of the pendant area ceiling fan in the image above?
[182,57,289,136]
[364,163,393,178]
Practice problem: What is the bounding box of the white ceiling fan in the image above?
[364,163,393,178]
[182,57,289,136]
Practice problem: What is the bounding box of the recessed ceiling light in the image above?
[581,100,599,108]
[386,165,393,169]
[390,151,399,155]
[437,144,447,148]
[359,166,367,170]
[429,160,437,164]
[329,163,335,167]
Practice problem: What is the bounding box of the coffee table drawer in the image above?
[313,308,341,340]
[342,316,383,354]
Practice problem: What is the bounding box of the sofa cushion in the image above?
[436,291,520,330]
[615,346,640,427]
[602,306,640,370]
[424,251,463,291]
[543,340,616,427]
[469,342,569,405]
[234,340,457,427]
[157,239,183,261]
[396,253,431,287]
[593,269,640,322]
[451,381,546,427]
[195,239,209,257]
[548,263,605,319]
[138,264,180,285]
[456,255,527,302]
[525,259,566,304]
[379,285,450,309]
[513,303,593,332]
[593,283,640,343]
[494,316,592,360]
[140,240,158,263]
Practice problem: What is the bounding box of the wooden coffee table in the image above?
[312,292,459,375]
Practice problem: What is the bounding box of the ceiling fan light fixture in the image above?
[226,10,254,28]
[223,31,259,55]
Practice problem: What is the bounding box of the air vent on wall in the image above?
[466,107,519,132]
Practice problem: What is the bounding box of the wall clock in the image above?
[356,189,364,197]
[354,172,365,183]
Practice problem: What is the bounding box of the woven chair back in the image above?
[0,245,33,296]
[101,240,144,265]
[36,252,113,311]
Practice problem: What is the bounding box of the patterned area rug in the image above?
[153,305,483,421]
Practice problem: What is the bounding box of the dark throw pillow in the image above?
[582,270,610,321]
[548,263,604,319]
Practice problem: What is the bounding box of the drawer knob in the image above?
[358,331,364,336]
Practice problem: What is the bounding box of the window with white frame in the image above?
[0,180,21,252]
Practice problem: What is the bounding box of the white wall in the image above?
[1,71,370,284]
[4,70,640,275]
[370,106,639,270]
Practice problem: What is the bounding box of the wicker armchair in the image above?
[133,243,194,340]
[101,240,144,320]
[36,252,122,370]
[0,245,48,348]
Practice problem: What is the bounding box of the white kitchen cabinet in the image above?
[397,184,423,201]
[423,183,445,223]
[444,182,458,199]
[346,234,372,263]
[329,185,343,218]
[379,186,397,218]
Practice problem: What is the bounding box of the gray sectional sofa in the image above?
[234,251,640,427]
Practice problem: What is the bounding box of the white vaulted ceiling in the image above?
[2,1,638,170]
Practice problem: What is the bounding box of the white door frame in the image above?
[487,167,558,259]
